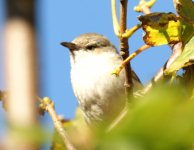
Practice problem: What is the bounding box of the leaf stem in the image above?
[122,24,142,38]
[111,0,120,36]
[112,45,150,76]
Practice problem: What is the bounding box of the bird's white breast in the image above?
[70,50,126,124]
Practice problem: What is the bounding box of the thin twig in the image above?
[119,0,133,98]
[107,0,132,133]
[112,45,150,76]
[111,0,120,36]
[39,97,77,150]
[134,0,156,14]
[122,24,142,38]
[108,0,147,132]
[139,4,151,14]
[146,0,157,7]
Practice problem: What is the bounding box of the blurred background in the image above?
[0,0,176,142]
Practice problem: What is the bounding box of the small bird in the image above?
[61,33,141,126]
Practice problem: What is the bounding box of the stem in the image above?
[39,97,77,150]
[146,0,157,7]
[111,0,120,36]
[119,0,133,98]
[112,45,150,76]
[47,105,76,150]
[122,24,141,38]
[141,5,151,14]
[134,0,156,14]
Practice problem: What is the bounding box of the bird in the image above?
[61,33,141,127]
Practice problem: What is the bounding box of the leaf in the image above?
[180,21,194,44]
[97,86,194,150]
[139,12,182,46]
[165,35,194,74]
[174,0,194,24]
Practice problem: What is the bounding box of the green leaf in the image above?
[174,0,194,24]
[139,12,182,46]
[180,21,194,45]
[165,35,194,74]
[97,86,194,150]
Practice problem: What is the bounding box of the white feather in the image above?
[70,49,126,124]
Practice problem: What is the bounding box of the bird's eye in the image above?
[85,45,97,50]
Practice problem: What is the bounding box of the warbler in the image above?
[61,33,141,126]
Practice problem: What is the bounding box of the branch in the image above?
[119,0,133,97]
[107,0,152,132]
[112,45,150,76]
[39,97,77,150]
[112,0,142,38]
[122,24,141,38]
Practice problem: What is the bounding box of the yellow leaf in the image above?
[139,12,182,46]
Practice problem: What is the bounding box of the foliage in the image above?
[56,0,194,149]
[165,35,194,74]
[139,12,181,46]
[96,86,194,150]
[174,0,194,24]
[96,0,194,149]
[138,0,194,75]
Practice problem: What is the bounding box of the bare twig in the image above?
[109,0,152,132]
[122,24,142,38]
[39,97,77,150]
[134,0,156,14]
[119,0,133,97]
[112,45,150,76]
[108,0,135,132]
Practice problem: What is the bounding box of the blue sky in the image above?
[1,1,176,120]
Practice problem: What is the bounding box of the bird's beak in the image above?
[60,42,79,51]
